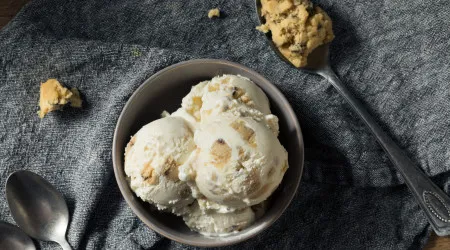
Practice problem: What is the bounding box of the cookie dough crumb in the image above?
[208,8,220,18]
[38,79,82,118]
[256,24,270,33]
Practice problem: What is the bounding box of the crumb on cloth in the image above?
[208,8,220,18]
[38,79,83,118]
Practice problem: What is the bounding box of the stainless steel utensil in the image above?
[255,0,450,236]
[0,221,36,250]
[6,170,72,249]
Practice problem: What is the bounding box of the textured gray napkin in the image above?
[1,0,449,249]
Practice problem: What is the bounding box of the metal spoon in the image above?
[6,170,72,249]
[256,1,450,236]
[0,221,36,250]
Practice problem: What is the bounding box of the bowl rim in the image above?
[112,59,304,247]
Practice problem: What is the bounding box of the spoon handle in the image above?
[318,65,450,236]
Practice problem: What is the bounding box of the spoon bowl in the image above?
[0,221,36,250]
[6,170,72,249]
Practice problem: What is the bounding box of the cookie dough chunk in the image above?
[38,79,82,118]
[208,8,220,18]
[257,0,334,67]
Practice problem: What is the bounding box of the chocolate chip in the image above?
[232,87,238,97]
[217,138,225,144]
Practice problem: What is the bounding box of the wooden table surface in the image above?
[1,0,449,249]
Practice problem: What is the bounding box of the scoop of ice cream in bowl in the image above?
[112,59,304,247]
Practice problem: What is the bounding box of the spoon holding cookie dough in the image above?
[256,0,450,236]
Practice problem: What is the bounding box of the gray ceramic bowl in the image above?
[112,59,304,247]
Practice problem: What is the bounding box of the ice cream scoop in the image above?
[200,75,271,121]
[183,200,256,236]
[192,116,288,209]
[174,75,278,134]
[124,116,195,214]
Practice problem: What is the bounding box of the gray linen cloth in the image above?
[1,0,449,249]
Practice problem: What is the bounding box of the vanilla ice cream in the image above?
[173,75,279,135]
[171,107,199,130]
[200,75,271,121]
[124,116,195,215]
[125,74,289,236]
[192,116,288,209]
[179,80,209,122]
[183,201,256,236]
